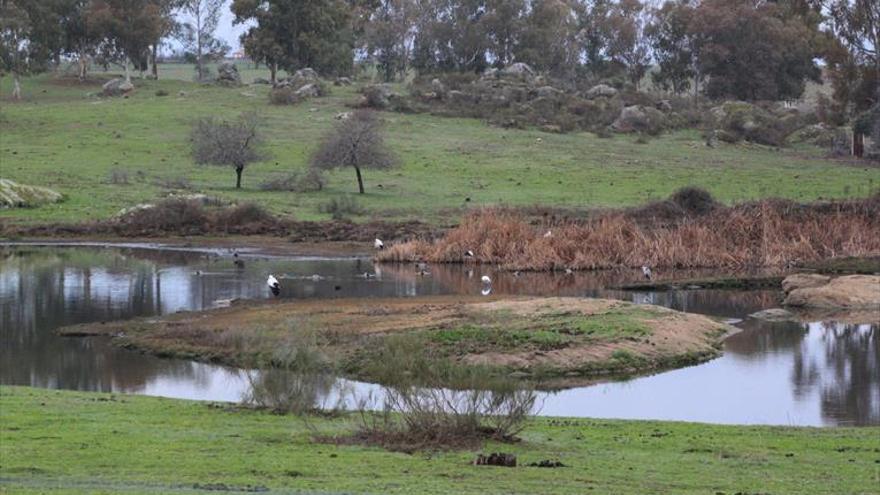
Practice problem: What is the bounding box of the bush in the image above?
[259,169,326,192]
[269,86,299,105]
[319,196,365,219]
[222,202,273,226]
[155,89,169,97]
[154,176,193,190]
[107,169,130,185]
[669,187,719,215]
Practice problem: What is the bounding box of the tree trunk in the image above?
[270,63,277,84]
[11,72,21,100]
[355,166,365,194]
[853,131,864,158]
[124,60,132,84]
[78,52,88,81]
[235,166,243,189]
[151,44,159,79]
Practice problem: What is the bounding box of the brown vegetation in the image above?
[376,193,880,271]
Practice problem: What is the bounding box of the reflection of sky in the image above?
[3,246,877,426]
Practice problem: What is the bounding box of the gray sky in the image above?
[172,0,250,53]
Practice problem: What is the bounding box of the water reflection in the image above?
[1,245,877,426]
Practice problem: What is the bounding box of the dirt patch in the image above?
[783,275,880,309]
[58,295,733,385]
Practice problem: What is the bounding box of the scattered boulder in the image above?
[500,62,535,79]
[534,86,563,99]
[101,78,134,97]
[748,308,798,322]
[361,84,395,109]
[431,78,446,96]
[710,101,786,146]
[0,178,63,208]
[783,275,880,309]
[655,99,673,112]
[252,77,270,85]
[474,453,517,467]
[528,460,566,468]
[782,273,831,294]
[216,62,242,86]
[789,123,836,147]
[612,105,667,134]
[586,84,618,99]
[335,112,352,120]
[447,90,472,106]
[334,76,352,86]
[294,83,321,99]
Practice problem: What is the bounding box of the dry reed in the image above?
[377,195,880,271]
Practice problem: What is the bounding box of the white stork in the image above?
[374,239,385,250]
[641,266,653,280]
[481,275,492,285]
[267,275,281,296]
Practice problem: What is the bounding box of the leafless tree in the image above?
[191,112,266,189]
[311,110,397,194]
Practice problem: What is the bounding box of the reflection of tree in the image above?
[242,369,343,414]
[819,323,878,426]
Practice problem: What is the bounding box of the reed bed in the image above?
[376,195,880,271]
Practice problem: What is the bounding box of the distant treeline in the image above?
[1,1,877,120]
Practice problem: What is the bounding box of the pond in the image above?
[1,244,877,426]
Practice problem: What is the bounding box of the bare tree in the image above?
[179,0,224,82]
[311,110,397,194]
[191,112,266,189]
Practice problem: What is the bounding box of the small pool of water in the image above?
[1,245,877,426]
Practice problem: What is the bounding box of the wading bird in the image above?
[481,275,492,285]
[267,275,281,296]
[374,239,384,250]
[641,266,653,280]
[465,250,475,258]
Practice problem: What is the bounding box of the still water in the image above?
[1,244,877,426]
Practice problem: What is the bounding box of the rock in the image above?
[334,76,352,86]
[528,460,566,468]
[534,86,563,98]
[783,275,880,309]
[749,308,797,322]
[101,78,134,97]
[216,62,241,86]
[501,62,534,79]
[362,84,393,109]
[781,274,831,294]
[474,453,517,467]
[0,179,63,208]
[335,112,352,120]
[431,78,446,96]
[656,99,673,112]
[294,83,321,99]
[252,77,270,85]
[612,105,667,134]
[586,84,618,99]
[540,124,563,133]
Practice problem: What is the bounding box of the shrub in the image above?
[154,176,193,190]
[221,202,273,226]
[669,187,719,215]
[269,86,300,105]
[319,196,365,219]
[107,169,130,185]
[155,89,169,97]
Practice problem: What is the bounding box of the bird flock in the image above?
[264,237,655,298]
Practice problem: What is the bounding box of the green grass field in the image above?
[1,68,879,227]
[2,386,878,495]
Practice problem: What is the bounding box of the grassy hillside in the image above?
[2,386,878,495]
[1,71,878,227]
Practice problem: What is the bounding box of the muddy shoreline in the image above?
[57,295,736,389]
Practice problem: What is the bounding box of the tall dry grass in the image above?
[377,195,880,271]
